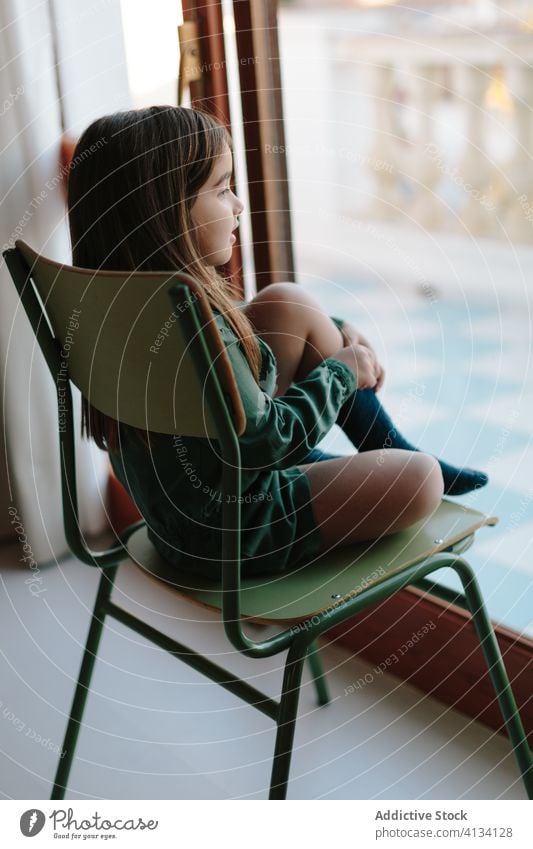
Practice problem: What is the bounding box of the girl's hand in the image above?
[332,343,381,390]
[374,360,386,392]
[337,320,386,391]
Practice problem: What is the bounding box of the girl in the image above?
[68,105,488,578]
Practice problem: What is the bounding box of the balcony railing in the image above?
[327,20,533,244]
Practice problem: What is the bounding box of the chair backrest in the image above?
[2,240,246,571]
[7,240,246,439]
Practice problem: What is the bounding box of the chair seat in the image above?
[125,498,497,623]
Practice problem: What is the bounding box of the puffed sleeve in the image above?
[214,314,356,471]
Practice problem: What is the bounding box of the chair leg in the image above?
[307,639,330,706]
[269,643,308,800]
[51,566,118,800]
[455,561,533,799]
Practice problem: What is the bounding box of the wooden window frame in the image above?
[183,0,295,292]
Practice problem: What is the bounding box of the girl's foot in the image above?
[337,388,489,497]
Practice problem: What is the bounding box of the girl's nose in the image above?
[234,194,244,216]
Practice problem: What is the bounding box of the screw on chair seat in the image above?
[125,498,497,624]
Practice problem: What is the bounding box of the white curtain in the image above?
[0,0,131,562]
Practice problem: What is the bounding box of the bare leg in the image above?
[243,282,343,395]
[298,451,444,549]
[243,283,444,547]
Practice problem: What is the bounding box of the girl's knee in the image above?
[246,283,301,331]
[392,449,444,527]
[256,281,296,298]
[250,282,322,318]
[247,284,327,347]
[403,453,444,521]
[250,281,298,309]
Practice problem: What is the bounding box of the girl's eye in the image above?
[219,187,231,197]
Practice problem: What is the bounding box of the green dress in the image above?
[109,311,356,579]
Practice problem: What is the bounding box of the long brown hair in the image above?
[67,105,261,452]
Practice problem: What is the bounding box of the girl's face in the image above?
[191,143,244,266]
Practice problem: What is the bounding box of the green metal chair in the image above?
[4,239,532,801]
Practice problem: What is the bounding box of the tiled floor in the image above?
[0,540,527,800]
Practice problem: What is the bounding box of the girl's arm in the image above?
[214,314,356,471]
[330,316,386,392]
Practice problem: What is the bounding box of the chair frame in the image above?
[4,243,532,801]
